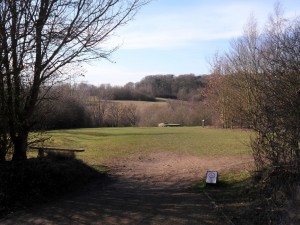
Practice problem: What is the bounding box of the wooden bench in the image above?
[165,123,181,127]
[30,146,85,158]
[158,123,181,127]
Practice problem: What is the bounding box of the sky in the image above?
[79,0,300,86]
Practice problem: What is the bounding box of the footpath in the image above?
[0,152,252,225]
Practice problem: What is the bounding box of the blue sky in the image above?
[80,0,300,86]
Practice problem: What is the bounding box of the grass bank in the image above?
[38,127,252,165]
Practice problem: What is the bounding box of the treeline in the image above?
[88,74,207,102]
[34,75,211,130]
[134,74,206,101]
[34,70,258,130]
[35,84,140,129]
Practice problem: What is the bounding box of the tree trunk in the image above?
[12,133,28,161]
[0,134,8,161]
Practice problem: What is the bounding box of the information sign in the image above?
[205,171,218,184]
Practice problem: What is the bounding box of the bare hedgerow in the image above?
[210,6,300,170]
[209,7,300,221]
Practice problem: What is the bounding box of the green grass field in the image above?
[35,127,252,165]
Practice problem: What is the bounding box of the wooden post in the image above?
[38,148,45,158]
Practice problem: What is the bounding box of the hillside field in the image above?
[34,127,252,166]
[109,99,169,111]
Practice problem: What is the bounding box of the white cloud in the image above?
[109,0,300,50]
[80,63,167,86]
[83,0,300,86]
[110,2,248,49]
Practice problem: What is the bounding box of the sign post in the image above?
[205,171,218,185]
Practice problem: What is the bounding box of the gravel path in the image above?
[0,152,253,225]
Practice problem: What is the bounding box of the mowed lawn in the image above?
[37,127,252,165]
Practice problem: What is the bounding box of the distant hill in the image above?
[88,74,208,102]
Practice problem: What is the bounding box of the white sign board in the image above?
[206,171,218,184]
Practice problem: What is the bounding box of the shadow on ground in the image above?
[0,152,254,225]
[0,177,225,225]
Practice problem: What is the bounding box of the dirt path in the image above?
[0,152,253,225]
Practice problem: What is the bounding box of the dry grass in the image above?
[108,100,169,112]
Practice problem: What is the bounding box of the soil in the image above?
[0,152,253,225]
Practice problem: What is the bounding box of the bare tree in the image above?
[107,102,123,127]
[122,104,139,126]
[0,118,9,161]
[252,9,300,168]
[0,0,148,160]
[204,53,242,128]
[210,5,300,169]
[89,98,109,127]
